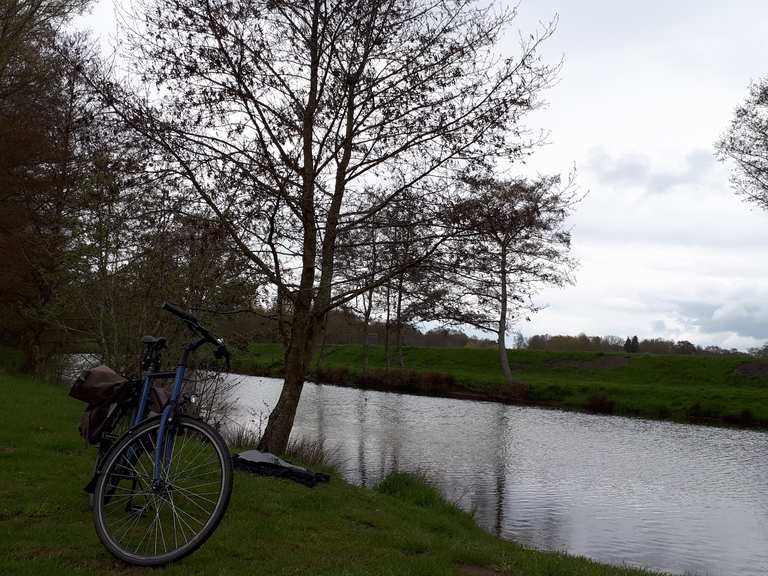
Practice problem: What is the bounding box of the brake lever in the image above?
[214,344,231,372]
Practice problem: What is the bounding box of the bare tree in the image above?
[439,175,576,397]
[335,201,383,370]
[90,0,559,453]
[717,77,768,210]
[360,190,446,367]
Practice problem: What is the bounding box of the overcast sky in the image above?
[78,1,768,350]
[507,0,768,350]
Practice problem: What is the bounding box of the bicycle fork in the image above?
[152,361,188,489]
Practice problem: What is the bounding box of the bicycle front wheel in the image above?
[92,415,233,566]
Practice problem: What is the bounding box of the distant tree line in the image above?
[748,343,768,358]
[222,306,495,354]
[523,333,744,356]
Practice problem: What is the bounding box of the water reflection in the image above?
[233,376,768,576]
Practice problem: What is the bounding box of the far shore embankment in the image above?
[233,344,768,430]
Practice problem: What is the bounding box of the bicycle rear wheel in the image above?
[89,402,137,508]
[92,415,232,566]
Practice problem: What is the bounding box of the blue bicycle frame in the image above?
[147,340,195,486]
[119,302,228,487]
[137,337,210,485]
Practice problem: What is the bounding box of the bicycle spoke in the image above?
[174,478,223,490]
[171,484,219,510]
[171,459,221,483]
[165,491,199,546]
[156,498,167,554]
[166,495,207,529]
[111,500,151,536]
[171,439,209,480]
[164,493,180,550]
[133,499,158,554]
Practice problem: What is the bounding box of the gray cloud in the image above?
[673,300,768,340]
[587,148,718,194]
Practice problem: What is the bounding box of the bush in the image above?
[312,365,351,384]
[584,392,614,414]
[376,472,447,510]
[309,365,458,397]
[285,437,339,468]
[223,423,261,450]
[0,346,26,374]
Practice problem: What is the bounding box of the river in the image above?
[232,375,768,576]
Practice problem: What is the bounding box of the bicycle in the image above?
[90,303,233,566]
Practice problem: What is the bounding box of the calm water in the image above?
[232,376,768,576]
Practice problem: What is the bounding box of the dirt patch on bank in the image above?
[457,565,505,576]
[546,355,631,370]
[735,362,768,379]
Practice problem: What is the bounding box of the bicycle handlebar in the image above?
[162,302,199,325]
[161,302,230,370]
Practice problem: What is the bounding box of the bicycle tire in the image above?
[92,415,232,566]
[88,402,137,508]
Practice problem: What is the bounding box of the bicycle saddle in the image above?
[141,336,167,348]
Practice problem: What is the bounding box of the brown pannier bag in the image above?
[70,365,128,404]
[70,366,129,444]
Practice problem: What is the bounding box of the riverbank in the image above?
[0,374,660,575]
[234,344,768,429]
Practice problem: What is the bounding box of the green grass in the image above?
[0,373,662,575]
[235,344,768,428]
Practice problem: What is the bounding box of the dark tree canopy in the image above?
[0,0,261,373]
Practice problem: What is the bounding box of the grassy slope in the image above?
[0,373,659,576]
[236,344,768,426]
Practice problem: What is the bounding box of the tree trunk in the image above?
[313,313,328,372]
[384,283,391,369]
[498,244,527,398]
[362,228,377,373]
[497,329,518,392]
[395,275,404,368]
[257,354,307,453]
[362,289,373,372]
[258,304,316,454]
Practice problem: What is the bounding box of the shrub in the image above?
[351,368,455,394]
[376,472,447,509]
[285,437,339,468]
[223,423,261,450]
[0,346,26,374]
[312,365,351,384]
[585,392,614,414]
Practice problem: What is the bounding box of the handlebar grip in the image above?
[162,302,199,324]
